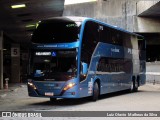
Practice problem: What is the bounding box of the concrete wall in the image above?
[133,17,160,33]
[63,0,160,33]
[137,1,159,16]
[63,0,138,31]
[11,44,20,83]
[64,2,96,18]
[146,62,160,84]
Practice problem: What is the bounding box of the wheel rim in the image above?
[131,81,134,91]
[135,80,138,88]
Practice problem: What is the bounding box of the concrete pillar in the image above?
[11,44,20,83]
[0,31,3,89]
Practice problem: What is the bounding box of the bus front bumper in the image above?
[27,84,80,99]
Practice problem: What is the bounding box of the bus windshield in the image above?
[32,19,80,43]
[31,49,77,81]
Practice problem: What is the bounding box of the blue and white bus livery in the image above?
[27,17,146,101]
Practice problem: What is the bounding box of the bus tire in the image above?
[130,80,138,92]
[50,98,57,102]
[92,82,99,101]
[133,80,138,92]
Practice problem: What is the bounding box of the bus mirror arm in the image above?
[81,62,88,75]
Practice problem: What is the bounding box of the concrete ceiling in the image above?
[0,0,65,44]
[138,1,160,17]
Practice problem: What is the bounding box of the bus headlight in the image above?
[63,83,76,91]
[28,81,37,90]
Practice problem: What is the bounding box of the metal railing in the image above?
[146,72,160,84]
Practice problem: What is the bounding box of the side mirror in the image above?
[81,62,88,75]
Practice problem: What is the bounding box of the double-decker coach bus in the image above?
[27,17,146,101]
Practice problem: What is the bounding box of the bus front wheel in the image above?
[92,82,99,101]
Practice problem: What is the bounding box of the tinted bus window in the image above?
[99,25,112,44]
[123,33,132,48]
[97,57,132,73]
[110,29,123,46]
[138,38,146,61]
[99,25,123,46]
[30,49,78,81]
[81,21,99,64]
[32,20,80,43]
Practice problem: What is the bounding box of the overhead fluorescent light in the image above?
[36,21,41,28]
[65,0,97,5]
[11,4,26,9]
[25,24,36,28]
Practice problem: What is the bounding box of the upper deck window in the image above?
[32,19,80,43]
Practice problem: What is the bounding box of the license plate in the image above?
[45,92,54,96]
